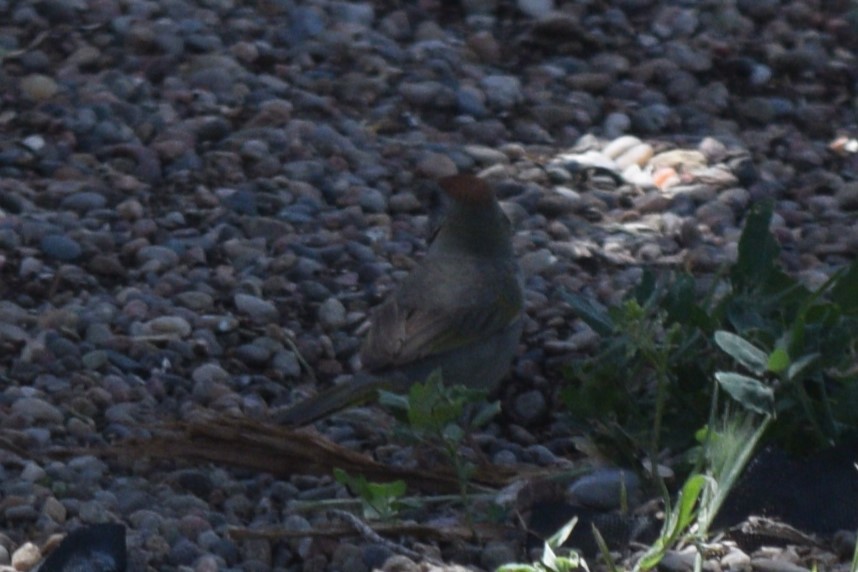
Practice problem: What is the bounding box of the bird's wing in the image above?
[360,259,522,370]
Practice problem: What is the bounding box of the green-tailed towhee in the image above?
[277,174,524,426]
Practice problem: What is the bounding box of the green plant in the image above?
[379,370,500,512]
[497,517,588,572]
[333,468,407,521]
[562,201,857,568]
[562,201,858,453]
[635,327,780,570]
[634,415,770,571]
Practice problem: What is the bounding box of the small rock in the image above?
[175,291,214,312]
[568,468,641,510]
[140,316,192,338]
[382,555,419,572]
[42,496,67,523]
[317,298,347,330]
[512,389,547,423]
[20,74,58,100]
[332,543,367,572]
[750,559,810,572]
[388,192,422,213]
[192,363,230,385]
[463,144,509,165]
[11,397,64,424]
[461,0,497,16]
[614,143,654,170]
[60,191,107,213]
[480,540,517,571]
[518,0,553,18]
[40,234,82,261]
[0,323,28,344]
[331,2,374,26]
[20,461,46,482]
[136,245,179,268]
[721,546,751,570]
[234,294,279,323]
[11,542,41,570]
[650,149,707,171]
[234,343,273,367]
[519,249,557,276]
[415,152,457,178]
[835,182,858,210]
[481,75,523,110]
[660,549,694,571]
[272,351,302,378]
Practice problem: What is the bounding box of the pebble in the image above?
[139,316,192,338]
[136,245,180,268]
[19,74,58,100]
[481,75,523,110]
[381,555,420,572]
[512,389,547,423]
[655,551,692,571]
[750,560,810,572]
[40,234,82,262]
[331,543,367,572]
[42,497,68,524]
[317,298,347,330]
[480,541,518,570]
[415,152,457,178]
[10,543,41,570]
[60,192,107,213]
[11,397,64,425]
[836,182,858,210]
[234,294,279,323]
[721,547,751,570]
[568,468,641,510]
[19,462,46,482]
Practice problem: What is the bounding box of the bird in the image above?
[277,174,524,426]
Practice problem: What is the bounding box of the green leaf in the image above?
[714,331,768,374]
[715,372,775,415]
[552,555,580,572]
[496,565,540,572]
[636,473,710,571]
[830,260,858,313]
[767,347,790,374]
[333,468,407,520]
[541,540,558,571]
[562,290,614,336]
[547,517,578,549]
[675,474,709,532]
[471,400,502,428]
[442,423,465,443]
[787,353,819,382]
[633,269,658,308]
[725,299,767,334]
[731,201,779,291]
[367,479,406,500]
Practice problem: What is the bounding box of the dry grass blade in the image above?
[227,519,513,543]
[111,415,519,493]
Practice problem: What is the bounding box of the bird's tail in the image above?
[274,373,397,426]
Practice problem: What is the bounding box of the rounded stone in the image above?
[11,397,64,424]
[234,294,279,322]
[317,298,347,330]
[40,234,82,261]
[20,74,58,100]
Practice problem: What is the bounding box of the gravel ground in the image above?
[0,0,857,570]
